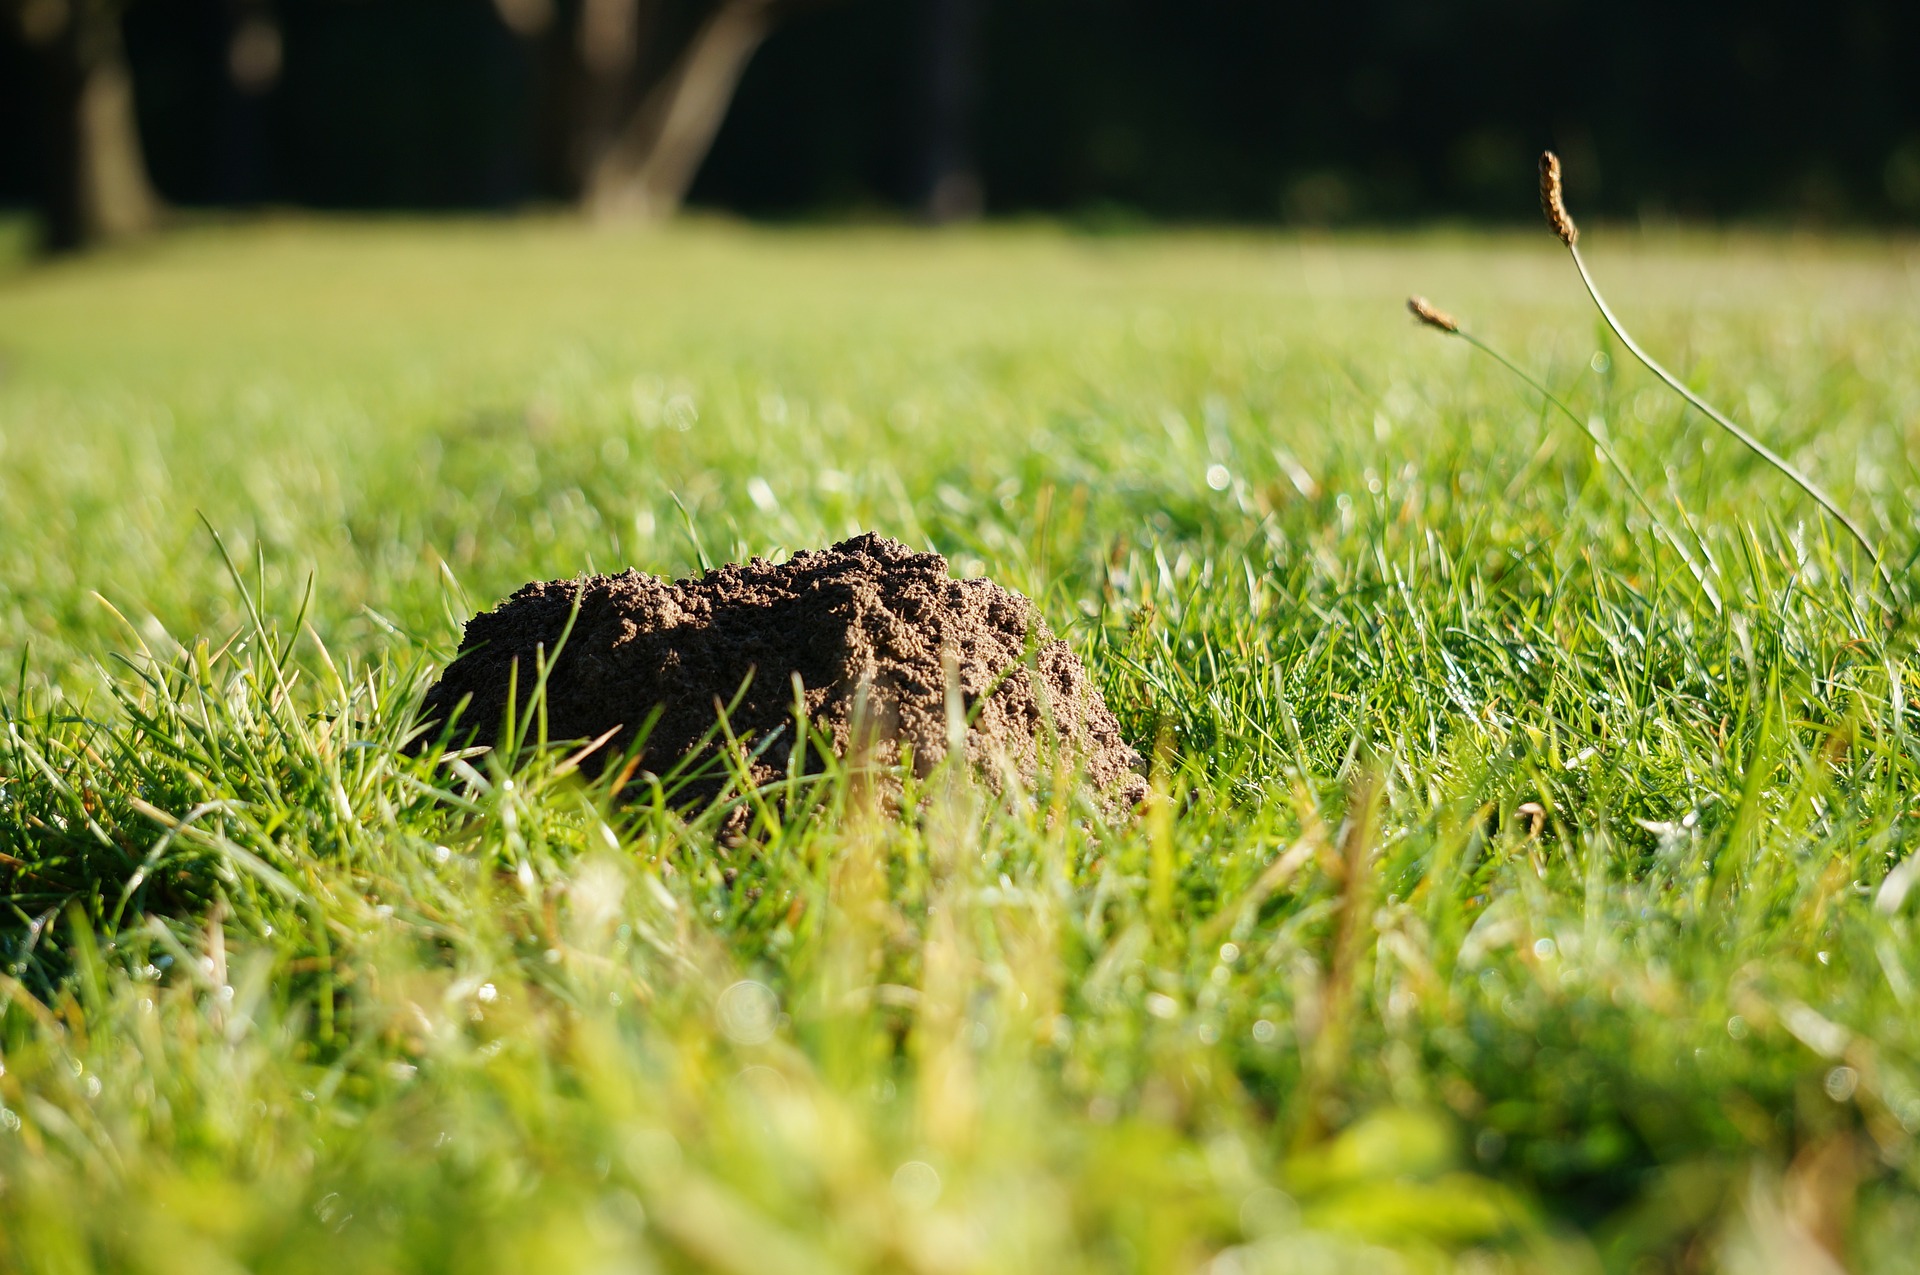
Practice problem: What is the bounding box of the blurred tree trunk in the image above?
[14,0,160,251]
[571,0,655,182]
[915,0,983,222]
[506,0,822,220]
[582,0,775,221]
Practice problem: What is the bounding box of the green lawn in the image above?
[0,218,1917,1273]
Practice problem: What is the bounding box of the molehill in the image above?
[416,534,1146,810]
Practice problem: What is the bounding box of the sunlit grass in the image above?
[1,218,1918,1272]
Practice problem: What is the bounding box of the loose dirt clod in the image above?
[416,534,1146,812]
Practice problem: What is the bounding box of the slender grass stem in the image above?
[1460,331,1705,573]
[1409,298,1722,610]
[1542,161,1889,593]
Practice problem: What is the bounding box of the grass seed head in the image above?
[1539,151,1579,246]
[1406,296,1460,334]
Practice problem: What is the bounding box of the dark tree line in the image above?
[4,0,1917,253]
[4,0,878,249]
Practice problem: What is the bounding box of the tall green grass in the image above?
[0,220,1917,1272]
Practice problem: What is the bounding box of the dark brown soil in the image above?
[416,534,1145,811]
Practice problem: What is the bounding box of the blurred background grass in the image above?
[2,217,1914,675]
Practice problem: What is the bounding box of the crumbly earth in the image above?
[416,534,1146,811]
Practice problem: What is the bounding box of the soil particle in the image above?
[416,533,1146,811]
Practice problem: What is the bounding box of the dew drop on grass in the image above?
[1209,1250,1247,1275]
[1238,1185,1297,1236]
[717,980,779,1045]
[1206,464,1232,491]
[890,1160,942,1209]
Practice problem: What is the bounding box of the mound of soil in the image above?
[416,534,1145,811]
